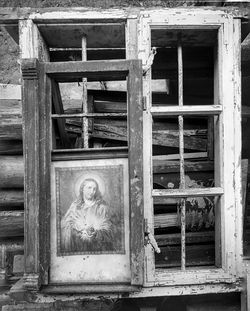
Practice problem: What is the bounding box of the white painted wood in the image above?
[233,18,243,277]
[153,152,207,161]
[19,19,38,58]
[138,14,155,285]
[152,187,224,198]
[220,16,237,276]
[151,105,222,116]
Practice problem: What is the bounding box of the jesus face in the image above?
[83,180,97,201]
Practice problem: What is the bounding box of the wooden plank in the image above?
[151,105,222,116]
[0,156,23,188]
[53,113,127,118]
[44,59,133,76]
[152,187,223,198]
[128,60,144,286]
[0,211,24,238]
[155,243,215,268]
[156,231,214,246]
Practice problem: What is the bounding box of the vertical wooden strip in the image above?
[21,58,40,290]
[128,60,144,285]
[214,28,222,268]
[82,36,89,148]
[138,15,155,285]
[221,17,237,274]
[178,38,186,270]
[39,64,51,286]
[126,17,138,59]
[233,18,243,275]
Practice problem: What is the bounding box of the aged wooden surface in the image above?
[128,60,144,286]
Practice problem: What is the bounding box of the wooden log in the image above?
[155,244,215,268]
[0,156,24,188]
[0,211,24,237]
[0,190,24,208]
[0,140,23,155]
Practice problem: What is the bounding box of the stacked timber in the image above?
[0,84,24,281]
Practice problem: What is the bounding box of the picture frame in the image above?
[50,158,131,283]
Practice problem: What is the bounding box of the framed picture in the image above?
[50,158,130,283]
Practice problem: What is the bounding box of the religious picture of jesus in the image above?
[55,165,125,256]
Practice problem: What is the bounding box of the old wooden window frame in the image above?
[138,10,242,288]
[13,7,243,296]
[20,14,144,292]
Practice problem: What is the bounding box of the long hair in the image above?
[75,178,103,206]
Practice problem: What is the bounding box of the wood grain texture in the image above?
[128,60,144,286]
[21,58,40,289]
[0,211,24,237]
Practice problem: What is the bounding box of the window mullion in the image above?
[178,38,186,271]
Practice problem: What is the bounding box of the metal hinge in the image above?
[144,219,161,254]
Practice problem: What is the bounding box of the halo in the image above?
[74,172,106,199]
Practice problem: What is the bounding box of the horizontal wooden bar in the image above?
[153,152,207,161]
[52,113,127,118]
[151,105,222,116]
[152,187,223,198]
[0,156,24,188]
[42,283,140,294]
[52,147,128,160]
[44,60,138,75]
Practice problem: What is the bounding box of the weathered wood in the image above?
[153,187,223,198]
[151,105,222,116]
[0,190,24,208]
[0,156,24,188]
[155,244,215,268]
[128,60,144,286]
[0,140,23,155]
[156,231,214,246]
[21,58,40,290]
[0,211,24,237]
[0,84,21,100]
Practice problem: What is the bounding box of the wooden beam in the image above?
[156,231,214,246]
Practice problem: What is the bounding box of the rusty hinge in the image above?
[144,219,161,254]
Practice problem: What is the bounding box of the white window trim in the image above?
[138,9,242,287]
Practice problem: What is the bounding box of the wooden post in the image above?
[178,37,186,271]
